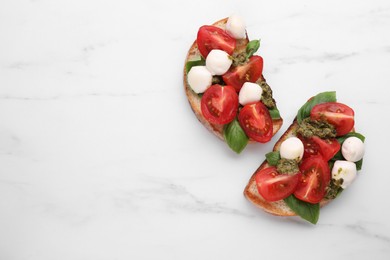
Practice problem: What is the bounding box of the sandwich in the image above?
[183,15,283,153]
[244,91,365,224]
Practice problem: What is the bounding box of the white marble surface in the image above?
[1,0,390,259]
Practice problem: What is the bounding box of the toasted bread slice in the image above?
[183,17,283,142]
[244,118,331,216]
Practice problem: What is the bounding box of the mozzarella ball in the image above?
[205,49,232,75]
[226,14,246,39]
[280,137,304,161]
[238,82,263,106]
[187,66,212,94]
[342,137,365,162]
[332,160,357,189]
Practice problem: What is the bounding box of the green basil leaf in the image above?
[265,151,281,166]
[356,158,363,171]
[297,91,337,124]
[284,195,320,224]
[185,58,205,73]
[268,107,281,119]
[328,160,335,170]
[246,39,260,59]
[223,118,249,154]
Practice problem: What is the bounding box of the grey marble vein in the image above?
[115,178,255,218]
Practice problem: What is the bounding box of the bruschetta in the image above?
[183,15,283,153]
[244,91,365,224]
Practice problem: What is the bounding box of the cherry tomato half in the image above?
[310,102,355,136]
[238,101,273,143]
[201,85,238,125]
[222,55,263,92]
[255,166,301,202]
[299,135,341,161]
[196,25,236,58]
[294,155,330,204]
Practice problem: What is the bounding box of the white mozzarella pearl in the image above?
[226,14,246,39]
[205,50,232,76]
[342,137,365,162]
[238,82,263,106]
[332,160,357,189]
[280,137,304,161]
[187,66,212,94]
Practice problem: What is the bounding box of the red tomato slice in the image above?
[238,101,273,143]
[294,155,330,204]
[310,102,355,136]
[222,55,263,92]
[201,85,238,125]
[196,25,236,58]
[299,136,341,161]
[255,166,301,202]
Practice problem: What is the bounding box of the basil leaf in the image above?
[297,91,337,124]
[265,151,281,166]
[185,58,205,73]
[356,158,363,171]
[246,39,260,59]
[268,107,281,119]
[328,160,335,170]
[223,118,249,154]
[284,195,320,224]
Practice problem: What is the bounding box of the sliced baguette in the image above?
[244,118,331,216]
[183,17,283,142]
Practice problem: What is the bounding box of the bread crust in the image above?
[183,18,283,142]
[244,118,331,217]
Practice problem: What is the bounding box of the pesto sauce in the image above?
[296,118,337,139]
[231,51,247,67]
[325,178,344,199]
[259,81,276,109]
[276,158,299,175]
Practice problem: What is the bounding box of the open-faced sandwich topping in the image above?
[238,101,273,143]
[222,55,264,92]
[310,102,355,136]
[196,25,236,58]
[187,66,212,94]
[238,82,263,106]
[205,49,232,76]
[255,166,301,202]
[201,84,238,125]
[279,137,304,162]
[226,14,247,39]
[331,160,357,189]
[341,136,365,162]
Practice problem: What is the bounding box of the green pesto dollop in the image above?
[325,178,344,199]
[259,81,276,109]
[231,51,247,66]
[276,158,299,175]
[296,118,337,139]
